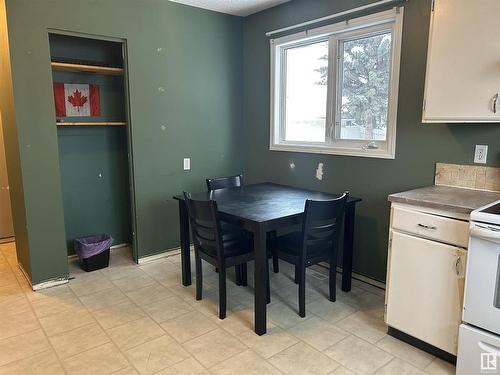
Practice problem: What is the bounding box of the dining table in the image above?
[173,182,362,335]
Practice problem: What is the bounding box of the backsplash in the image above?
[435,163,500,192]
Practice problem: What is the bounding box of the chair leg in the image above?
[294,265,299,284]
[298,263,306,318]
[235,265,242,286]
[218,265,227,319]
[329,258,337,302]
[272,251,279,274]
[269,231,279,273]
[240,263,248,286]
[266,258,271,304]
[195,252,202,301]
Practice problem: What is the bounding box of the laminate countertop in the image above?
[388,185,500,214]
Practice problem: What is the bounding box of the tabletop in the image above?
[174,182,361,223]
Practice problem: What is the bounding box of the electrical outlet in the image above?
[474,145,488,164]
[183,158,191,171]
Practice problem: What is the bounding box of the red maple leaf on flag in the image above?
[67,89,88,112]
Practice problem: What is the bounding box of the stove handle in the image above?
[478,341,500,357]
[470,226,500,245]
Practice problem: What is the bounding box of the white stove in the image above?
[471,200,500,226]
[457,200,500,375]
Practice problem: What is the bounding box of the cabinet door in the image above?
[422,0,500,123]
[386,230,466,355]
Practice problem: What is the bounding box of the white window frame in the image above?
[270,8,404,159]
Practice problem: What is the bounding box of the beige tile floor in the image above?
[0,241,457,375]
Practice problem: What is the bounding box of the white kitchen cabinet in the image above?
[422,0,500,123]
[385,203,468,355]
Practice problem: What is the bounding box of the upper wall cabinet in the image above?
[422,0,500,123]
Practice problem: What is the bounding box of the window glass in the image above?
[284,41,329,143]
[338,32,392,141]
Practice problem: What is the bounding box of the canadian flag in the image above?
[53,83,100,117]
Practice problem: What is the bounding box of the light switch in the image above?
[183,158,191,170]
[474,145,488,164]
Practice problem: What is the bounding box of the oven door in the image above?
[463,223,500,335]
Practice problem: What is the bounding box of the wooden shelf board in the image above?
[51,62,124,75]
[56,122,126,126]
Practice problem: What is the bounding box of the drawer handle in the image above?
[494,93,499,114]
[418,223,437,230]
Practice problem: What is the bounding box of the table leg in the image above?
[179,200,191,286]
[253,224,267,335]
[342,203,356,292]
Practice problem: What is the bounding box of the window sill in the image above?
[269,143,395,159]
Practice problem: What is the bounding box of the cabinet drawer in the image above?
[391,206,469,248]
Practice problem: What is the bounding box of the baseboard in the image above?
[316,262,386,290]
[388,326,456,364]
[35,244,179,290]
[111,243,129,250]
[17,263,32,288]
[67,242,180,265]
[0,236,14,244]
[18,263,69,291]
[67,243,130,260]
[347,269,386,290]
[138,247,185,264]
[32,277,69,291]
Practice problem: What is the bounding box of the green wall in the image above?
[242,0,500,282]
[0,0,30,278]
[6,0,243,284]
[57,126,132,253]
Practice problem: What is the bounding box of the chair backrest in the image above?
[206,174,244,192]
[300,192,349,260]
[183,192,224,260]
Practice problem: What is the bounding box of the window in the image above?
[283,40,329,143]
[270,9,403,159]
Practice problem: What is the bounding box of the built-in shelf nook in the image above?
[49,33,133,257]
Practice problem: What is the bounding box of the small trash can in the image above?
[74,234,113,272]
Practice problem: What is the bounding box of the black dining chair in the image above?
[270,192,349,318]
[184,192,266,319]
[206,174,280,279]
[206,174,244,192]
[206,174,247,284]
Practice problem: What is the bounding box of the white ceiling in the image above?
[169,0,290,17]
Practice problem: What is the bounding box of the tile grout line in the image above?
[321,334,391,375]
[68,256,156,372]
[0,255,69,373]
[73,272,156,374]
[268,340,342,373]
[34,286,84,375]
[212,335,290,374]
[371,335,437,372]
[75,258,207,374]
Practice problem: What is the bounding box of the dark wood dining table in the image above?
[173,182,362,335]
